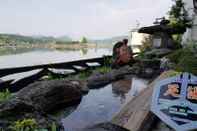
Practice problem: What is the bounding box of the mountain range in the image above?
[0,33,128,45]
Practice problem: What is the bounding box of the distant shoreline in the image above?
[0,42,113,50]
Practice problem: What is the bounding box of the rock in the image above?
[70,80,89,94]
[0,98,62,130]
[87,66,139,88]
[0,79,85,130]
[87,62,160,89]
[82,122,129,131]
[137,58,160,69]
[16,79,83,112]
[132,59,161,78]
[144,48,172,58]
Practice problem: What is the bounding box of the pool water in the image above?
[61,77,148,131]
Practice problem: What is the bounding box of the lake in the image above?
[0,47,112,69]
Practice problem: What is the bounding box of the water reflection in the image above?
[0,47,38,56]
[0,48,111,69]
[112,79,132,104]
[80,48,88,55]
[62,77,148,131]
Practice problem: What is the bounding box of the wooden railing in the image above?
[0,56,112,92]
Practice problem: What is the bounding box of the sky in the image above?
[0,0,173,39]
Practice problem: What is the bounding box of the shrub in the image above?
[0,89,12,103]
[78,71,92,80]
[51,122,57,131]
[176,54,197,74]
[9,119,57,131]
[96,66,111,74]
[10,119,37,131]
[167,44,197,75]
[103,56,113,66]
[165,70,182,77]
[42,72,64,80]
[139,35,153,52]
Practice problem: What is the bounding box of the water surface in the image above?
[0,48,111,69]
[62,77,148,131]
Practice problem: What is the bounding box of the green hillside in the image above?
[0,34,55,45]
[0,34,73,45]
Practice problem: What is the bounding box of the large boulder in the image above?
[0,79,86,130]
[16,79,84,112]
[87,62,161,89]
[87,66,140,88]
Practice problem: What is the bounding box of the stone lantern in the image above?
[138,18,185,49]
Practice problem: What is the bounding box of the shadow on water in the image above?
[61,77,149,131]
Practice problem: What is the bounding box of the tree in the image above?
[168,0,192,44]
[169,0,192,29]
[81,37,88,43]
[139,35,153,52]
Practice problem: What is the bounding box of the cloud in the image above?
[0,0,173,39]
[70,0,172,39]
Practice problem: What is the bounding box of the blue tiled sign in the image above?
[151,73,197,131]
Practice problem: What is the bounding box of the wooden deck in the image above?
[111,71,174,131]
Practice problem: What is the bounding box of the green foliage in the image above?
[0,89,12,103]
[0,34,54,45]
[51,122,57,131]
[169,0,192,29]
[78,71,92,80]
[10,119,37,131]
[176,54,197,74]
[81,48,88,55]
[136,52,146,59]
[168,0,192,45]
[166,71,182,77]
[95,66,111,74]
[103,56,113,66]
[167,44,197,75]
[172,34,183,48]
[42,72,65,80]
[139,35,153,52]
[96,56,112,74]
[81,37,88,43]
[9,119,57,131]
[167,49,184,63]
